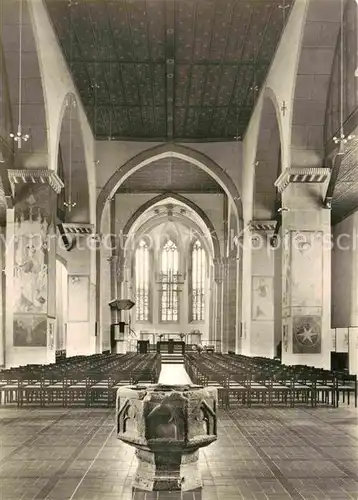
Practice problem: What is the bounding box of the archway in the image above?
[56,94,93,357]
[122,192,221,263]
[96,143,243,231]
[96,144,242,353]
[119,196,217,349]
[56,94,90,224]
[250,94,282,358]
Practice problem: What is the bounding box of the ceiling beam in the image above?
[324,152,344,209]
[165,0,175,139]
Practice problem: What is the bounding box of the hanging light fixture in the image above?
[10,0,29,148]
[355,0,358,76]
[333,0,355,149]
[63,3,76,213]
[63,96,77,212]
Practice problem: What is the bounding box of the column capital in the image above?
[248,220,277,232]
[8,169,64,194]
[274,167,331,193]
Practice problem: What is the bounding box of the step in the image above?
[161,354,184,364]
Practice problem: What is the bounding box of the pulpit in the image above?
[116,384,217,492]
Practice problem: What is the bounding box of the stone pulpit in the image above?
[116,384,217,493]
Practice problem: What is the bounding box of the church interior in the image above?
[0,0,358,498]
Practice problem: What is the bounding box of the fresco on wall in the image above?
[47,318,56,351]
[13,314,47,347]
[68,276,89,322]
[336,328,349,353]
[291,231,323,308]
[292,315,321,354]
[13,197,49,314]
[282,323,289,353]
[252,276,273,321]
[282,232,291,309]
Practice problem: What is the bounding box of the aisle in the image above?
[158,363,192,385]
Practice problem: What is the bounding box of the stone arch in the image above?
[122,193,221,262]
[57,93,90,224]
[96,143,243,231]
[290,0,341,168]
[253,90,282,220]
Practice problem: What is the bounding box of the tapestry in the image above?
[292,315,321,354]
[252,276,273,321]
[13,314,47,347]
[13,197,49,314]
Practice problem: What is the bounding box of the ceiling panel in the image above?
[45,0,294,141]
[331,138,358,225]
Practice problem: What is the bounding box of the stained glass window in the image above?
[135,240,150,322]
[160,240,179,322]
[191,240,206,321]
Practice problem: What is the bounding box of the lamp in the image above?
[10,0,29,148]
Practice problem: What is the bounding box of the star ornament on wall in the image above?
[296,325,319,346]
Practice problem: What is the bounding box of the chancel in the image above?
[0,0,358,499]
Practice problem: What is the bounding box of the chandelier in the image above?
[10,0,29,148]
[63,96,77,212]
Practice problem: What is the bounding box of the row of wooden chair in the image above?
[0,352,161,407]
[185,353,357,409]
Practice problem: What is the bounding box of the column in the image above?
[208,267,216,344]
[5,169,63,368]
[276,167,331,369]
[213,259,223,353]
[0,226,6,366]
[63,228,94,357]
[249,222,276,358]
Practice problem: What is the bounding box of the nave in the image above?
[0,354,358,500]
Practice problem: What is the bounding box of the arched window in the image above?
[191,240,206,321]
[160,240,179,322]
[135,240,150,322]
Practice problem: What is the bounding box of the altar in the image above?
[156,340,185,354]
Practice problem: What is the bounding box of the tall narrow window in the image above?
[191,240,206,321]
[160,240,179,322]
[135,240,150,321]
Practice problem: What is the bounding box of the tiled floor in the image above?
[0,405,357,500]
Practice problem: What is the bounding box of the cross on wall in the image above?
[281,101,287,116]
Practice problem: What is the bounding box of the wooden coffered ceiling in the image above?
[331,137,358,225]
[45,0,293,141]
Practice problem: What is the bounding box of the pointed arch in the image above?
[96,143,243,231]
[56,93,90,223]
[122,192,221,262]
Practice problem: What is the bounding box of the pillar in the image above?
[65,242,94,357]
[249,223,276,358]
[213,259,223,353]
[222,257,237,353]
[208,266,216,344]
[276,167,331,369]
[5,169,63,368]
